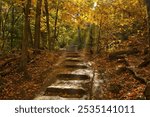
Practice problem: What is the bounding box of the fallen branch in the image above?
[116,65,147,84]
[108,48,139,60]
[126,67,147,84]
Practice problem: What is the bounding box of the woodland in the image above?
[0,0,150,100]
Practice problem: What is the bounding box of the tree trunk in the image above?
[34,0,42,49]
[88,25,94,54]
[44,0,51,50]
[83,29,88,48]
[53,0,59,50]
[28,0,33,47]
[28,23,33,47]
[78,26,82,49]
[96,26,101,53]
[0,0,2,39]
[147,6,150,52]
[10,3,15,49]
[20,0,31,79]
[145,0,150,54]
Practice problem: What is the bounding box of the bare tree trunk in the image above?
[20,0,31,79]
[10,2,15,49]
[0,0,2,39]
[28,23,33,47]
[83,29,88,48]
[145,0,150,54]
[28,0,33,47]
[96,26,101,54]
[53,0,59,50]
[78,26,82,49]
[147,6,150,52]
[34,0,42,49]
[44,0,51,50]
[88,25,94,54]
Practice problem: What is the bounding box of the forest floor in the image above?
[87,38,150,100]
[89,54,148,100]
[0,49,62,99]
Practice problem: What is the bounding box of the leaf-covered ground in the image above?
[91,37,149,100]
[93,56,146,100]
[0,50,61,99]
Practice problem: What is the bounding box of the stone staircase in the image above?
[35,52,93,100]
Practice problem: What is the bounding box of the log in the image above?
[109,55,125,61]
[108,48,139,60]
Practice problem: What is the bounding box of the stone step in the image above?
[66,52,79,54]
[66,52,79,56]
[34,95,88,100]
[66,55,81,58]
[65,57,83,61]
[64,64,88,69]
[64,59,83,62]
[34,51,92,100]
[57,74,90,80]
[44,86,87,98]
[55,80,91,91]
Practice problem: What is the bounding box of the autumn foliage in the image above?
[0,0,150,99]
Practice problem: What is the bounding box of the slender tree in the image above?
[0,0,2,39]
[78,26,82,49]
[88,24,95,54]
[34,0,42,49]
[96,17,103,54]
[20,0,31,79]
[44,0,51,50]
[28,0,33,47]
[10,1,15,49]
[53,0,59,50]
[145,0,150,52]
